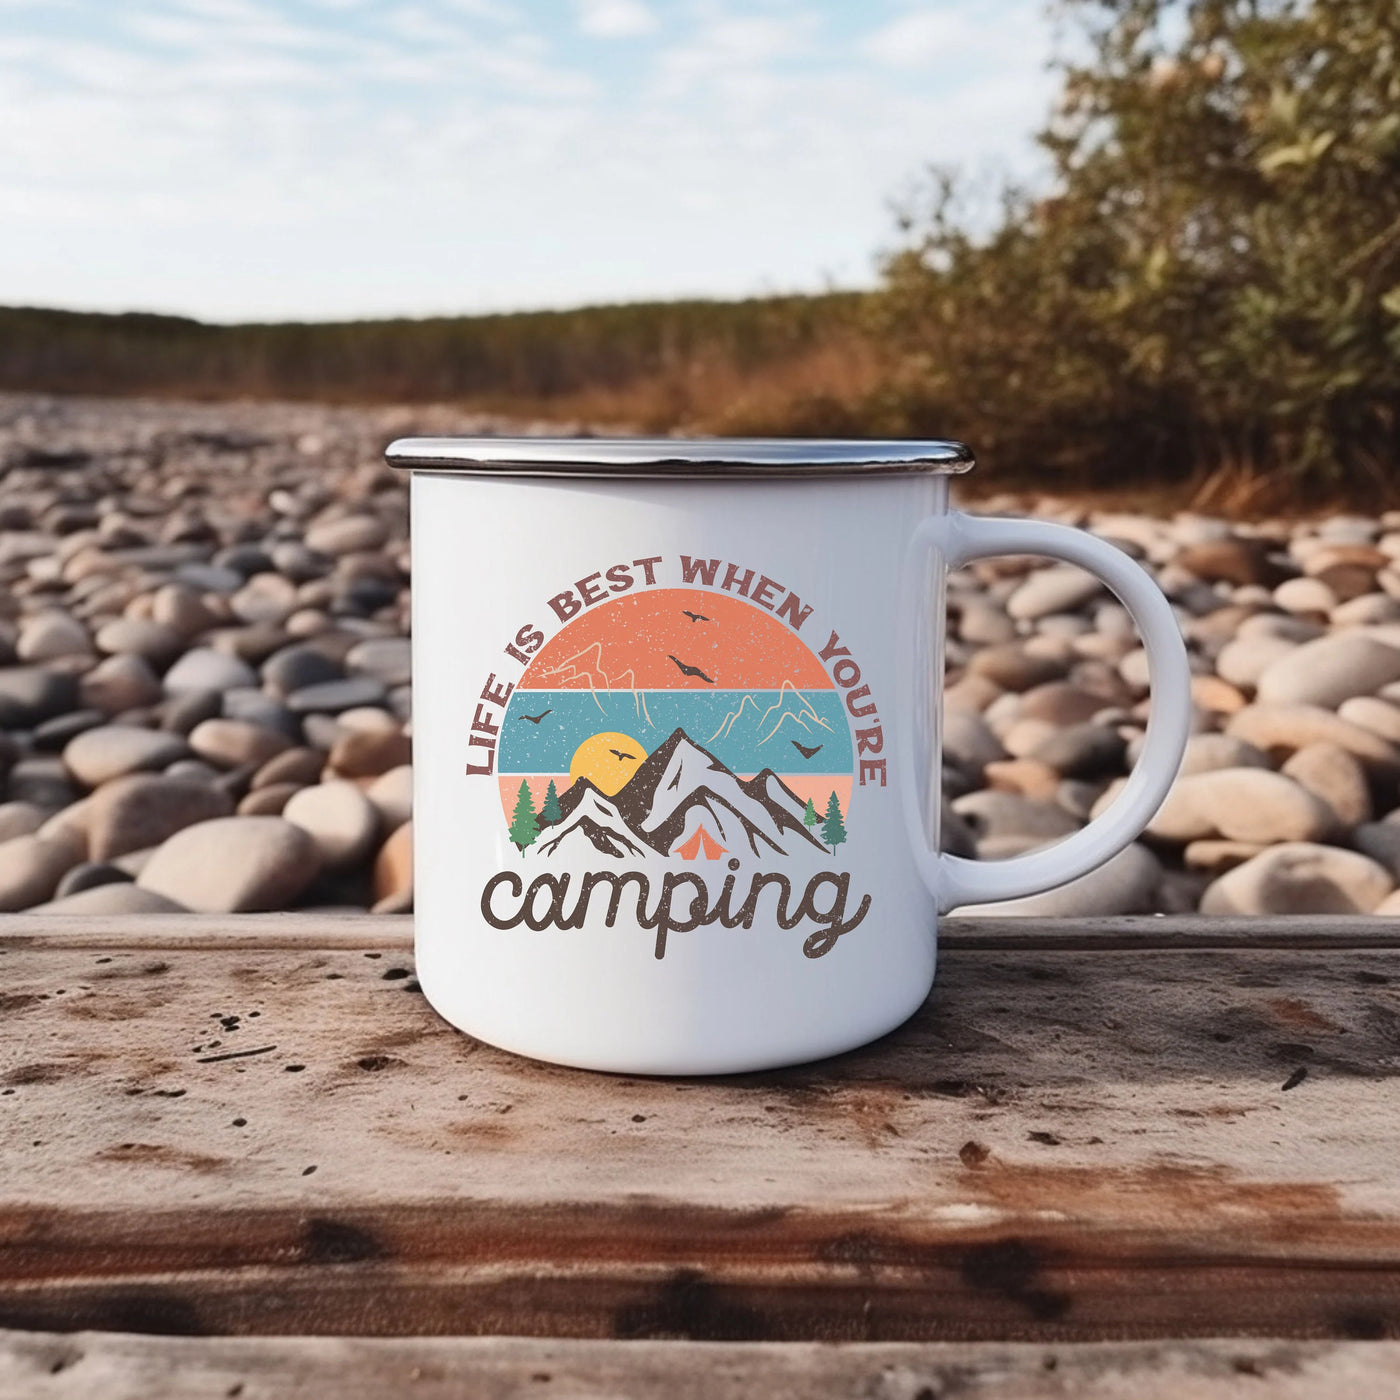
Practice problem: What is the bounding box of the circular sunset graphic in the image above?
[496,587,854,862]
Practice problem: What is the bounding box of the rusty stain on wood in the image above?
[1,917,1399,1342]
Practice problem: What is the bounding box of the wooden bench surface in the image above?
[4,1331,1400,1399]
[2,914,1399,1348]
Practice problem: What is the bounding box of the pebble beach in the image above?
[4,393,1400,918]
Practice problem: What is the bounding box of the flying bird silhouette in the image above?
[609,749,638,762]
[517,709,552,724]
[681,610,711,623]
[791,741,823,760]
[668,654,716,685]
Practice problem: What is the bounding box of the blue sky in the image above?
[0,0,1056,321]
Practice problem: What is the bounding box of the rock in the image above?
[325,726,412,782]
[150,583,218,637]
[137,816,322,912]
[1183,839,1269,874]
[952,790,1082,844]
[945,674,1003,713]
[163,647,258,694]
[366,765,412,832]
[1031,723,1126,778]
[112,846,158,877]
[252,746,326,789]
[283,780,379,869]
[262,643,344,698]
[1331,594,1400,628]
[1200,843,1393,915]
[7,758,79,810]
[17,610,91,661]
[1006,565,1103,621]
[1189,675,1247,715]
[373,819,413,908]
[63,726,190,788]
[346,636,411,686]
[1017,682,1116,726]
[1336,696,1400,744]
[956,599,1015,645]
[32,709,107,751]
[1353,823,1400,880]
[176,562,242,593]
[208,625,291,665]
[1273,577,1336,615]
[983,758,1061,801]
[80,653,164,714]
[284,676,388,714]
[238,783,302,815]
[1281,743,1372,827]
[1147,768,1336,845]
[1001,719,1059,759]
[0,833,82,911]
[1226,703,1400,773]
[959,843,1161,917]
[87,773,234,862]
[334,705,400,734]
[306,514,388,556]
[188,719,293,769]
[1177,538,1277,586]
[1237,612,1326,644]
[270,541,330,582]
[53,861,132,899]
[0,802,49,844]
[1117,648,1151,691]
[33,883,188,914]
[161,688,224,735]
[0,667,79,727]
[941,711,1006,777]
[1216,634,1297,689]
[230,573,298,625]
[94,618,184,665]
[221,688,298,738]
[966,644,1068,692]
[301,714,347,751]
[1256,633,1400,708]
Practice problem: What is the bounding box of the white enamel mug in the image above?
[389,438,1191,1075]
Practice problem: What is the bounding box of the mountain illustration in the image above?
[707,680,834,747]
[530,728,830,860]
[529,779,652,859]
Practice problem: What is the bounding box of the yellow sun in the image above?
[569,732,647,796]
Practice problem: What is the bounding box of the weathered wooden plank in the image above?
[1,933,1399,1340]
[4,912,1400,953]
[4,1331,1399,1400]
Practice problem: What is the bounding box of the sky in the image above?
[0,0,1057,322]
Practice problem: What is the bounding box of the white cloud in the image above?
[575,0,656,39]
[861,8,979,68]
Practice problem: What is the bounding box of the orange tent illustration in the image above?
[676,826,727,861]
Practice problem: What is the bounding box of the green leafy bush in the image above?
[877,0,1400,503]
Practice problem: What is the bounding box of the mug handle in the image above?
[907,511,1193,913]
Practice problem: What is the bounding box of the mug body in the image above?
[410,465,953,1074]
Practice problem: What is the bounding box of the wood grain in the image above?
[2,917,1399,1341]
[3,911,1400,952]
[4,1330,1400,1400]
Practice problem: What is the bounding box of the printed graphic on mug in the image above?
[463,554,886,962]
[496,586,856,863]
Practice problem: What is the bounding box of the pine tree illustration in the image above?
[540,779,562,825]
[802,797,820,828]
[509,779,540,852]
[821,791,847,852]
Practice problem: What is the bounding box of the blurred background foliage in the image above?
[3,0,1397,506]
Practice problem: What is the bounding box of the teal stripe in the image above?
[498,688,854,776]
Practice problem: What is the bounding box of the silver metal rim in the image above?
[384,436,975,479]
